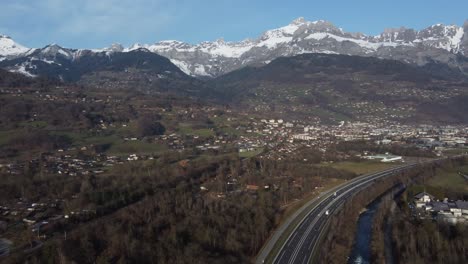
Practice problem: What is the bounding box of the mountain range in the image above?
[2,18,468,124]
[1,18,468,78]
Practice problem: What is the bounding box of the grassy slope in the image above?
[428,165,468,193]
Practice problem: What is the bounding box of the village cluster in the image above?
[413,192,468,225]
[227,118,468,160]
[1,86,468,258]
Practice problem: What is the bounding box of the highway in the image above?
[259,163,420,264]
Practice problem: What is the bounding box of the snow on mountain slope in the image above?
[40,44,75,59]
[0,35,31,57]
[119,18,466,77]
[11,63,37,78]
[198,39,254,58]
[1,18,467,78]
[305,32,402,52]
[414,24,465,52]
[255,19,303,49]
[125,39,254,58]
[170,59,191,75]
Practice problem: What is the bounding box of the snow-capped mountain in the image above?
[0,35,32,58]
[123,17,467,77]
[1,18,468,78]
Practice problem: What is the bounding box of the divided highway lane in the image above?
[267,163,418,264]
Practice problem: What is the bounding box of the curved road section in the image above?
[257,163,420,264]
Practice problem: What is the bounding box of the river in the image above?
[347,185,404,264]
[347,197,380,264]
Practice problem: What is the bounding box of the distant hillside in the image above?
[210,53,468,124]
[0,68,60,88]
[2,49,468,124]
[0,48,214,96]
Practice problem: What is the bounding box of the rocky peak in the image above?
[107,43,124,52]
[37,44,75,60]
[150,40,193,51]
[127,43,144,51]
[291,17,307,25]
[156,40,186,47]
[416,23,464,52]
[378,27,417,43]
[309,20,338,30]
[418,23,460,38]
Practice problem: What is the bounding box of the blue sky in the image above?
[1,0,467,49]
